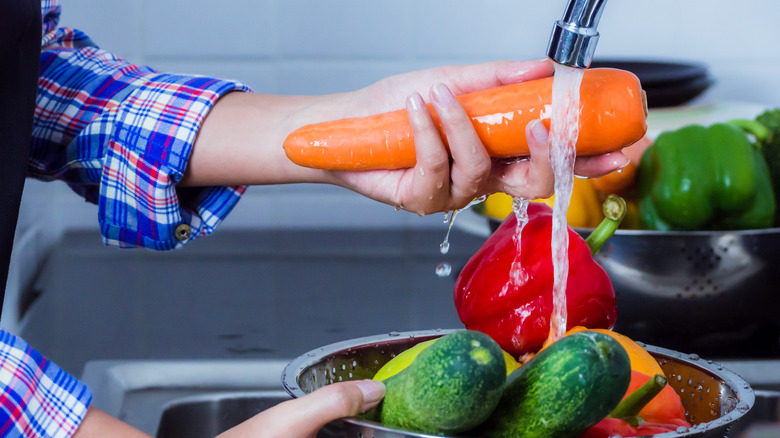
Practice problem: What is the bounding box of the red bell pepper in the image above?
[454,196,625,357]
[581,418,680,437]
[581,371,691,438]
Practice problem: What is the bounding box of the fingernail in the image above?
[355,379,385,411]
[407,92,424,112]
[610,152,631,169]
[529,119,549,144]
[431,82,456,107]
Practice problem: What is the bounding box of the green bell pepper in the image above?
[638,121,776,231]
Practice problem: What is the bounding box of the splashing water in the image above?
[510,197,530,286]
[436,195,488,276]
[435,262,452,277]
[547,64,584,343]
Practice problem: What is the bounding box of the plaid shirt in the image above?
[0,2,254,436]
[34,0,251,250]
[0,331,90,438]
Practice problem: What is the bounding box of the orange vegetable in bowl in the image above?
[533,326,664,379]
[565,326,664,378]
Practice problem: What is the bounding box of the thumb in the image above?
[220,380,386,438]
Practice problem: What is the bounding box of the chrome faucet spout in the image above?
[547,0,608,69]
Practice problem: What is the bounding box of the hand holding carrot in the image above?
[182,59,632,215]
[328,60,632,214]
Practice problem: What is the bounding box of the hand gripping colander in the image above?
[282,329,755,438]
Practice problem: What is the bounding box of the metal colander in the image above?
[587,228,780,355]
[282,329,755,438]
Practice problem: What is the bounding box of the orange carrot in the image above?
[284,68,648,171]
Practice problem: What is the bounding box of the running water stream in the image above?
[436,65,584,347]
[547,63,584,344]
[509,197,530,286]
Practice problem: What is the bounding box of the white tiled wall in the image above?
[27,0,780,232]
[6,0,779,327]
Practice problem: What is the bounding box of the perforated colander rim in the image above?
[281,329,755,438]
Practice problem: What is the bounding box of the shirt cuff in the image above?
[99,73,250,250]
[0,331,91,438]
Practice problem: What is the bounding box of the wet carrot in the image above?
[284,68,648,171]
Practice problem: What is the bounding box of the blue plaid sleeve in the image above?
[0,330,91,438]
[33,16,252,250]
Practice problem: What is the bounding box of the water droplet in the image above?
[419,167,425,176]
[440,240,450,255]
[676,426,689,433]
[435,262,452,277]
[388,331,400,337]
[394,204,401,211]
[737,402,750,413]
[688,353,700,361]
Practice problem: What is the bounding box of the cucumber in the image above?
[478,331,631,438]
[378,330,506,435]
[373,338,519,382]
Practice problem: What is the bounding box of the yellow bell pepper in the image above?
[621,199,642,230]
[482,178,603,228]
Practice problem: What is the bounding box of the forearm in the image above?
[73,408,151,438]
[181,91,352,187]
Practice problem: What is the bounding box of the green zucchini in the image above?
[478,331,631,438]
[378,330,506,435]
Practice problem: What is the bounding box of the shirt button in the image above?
[175,224,192,242]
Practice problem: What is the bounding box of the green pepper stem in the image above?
[585,194,626,256]
[727,118,771,143]
[608,373,668,422]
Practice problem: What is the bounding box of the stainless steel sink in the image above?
[81,358,780,437]
[81,359,291,436]
[156,392,345,438]
[156,392,289,438]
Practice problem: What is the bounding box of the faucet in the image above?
[547,0,607,69]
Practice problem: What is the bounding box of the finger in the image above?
[431,82,491,208]
[405,91,451,214]
[573,151,630,178]
[523,119,555,199]
[442,59,555,94]
[487,119,554,200]
[230,380,385,438]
